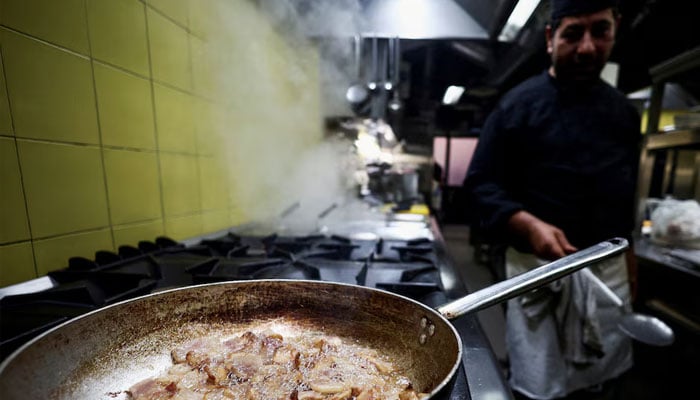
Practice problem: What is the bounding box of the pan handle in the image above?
[436,238,629,320]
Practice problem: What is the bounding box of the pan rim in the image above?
[0,279,464,398]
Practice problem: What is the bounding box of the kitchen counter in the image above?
[200,205,513,400]
[631,237,700,398]
[634,238,700,279]
[430,219,513,400]
[0,199,512,400]
[633,237,700,335]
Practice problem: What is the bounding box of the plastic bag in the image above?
[650,198,700,249]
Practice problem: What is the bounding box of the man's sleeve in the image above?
[464,105,523,238]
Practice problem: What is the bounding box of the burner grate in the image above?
[0,232,444,363]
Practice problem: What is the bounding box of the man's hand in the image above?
[507,210,578,260]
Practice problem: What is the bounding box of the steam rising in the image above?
[259,0,366,37]
[260,0,367,117]
[198,0,367,229]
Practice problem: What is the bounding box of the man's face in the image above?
[546,8,618,84]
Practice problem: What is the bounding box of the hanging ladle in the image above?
[387,36,402,112]
[346,34,369,106]
[580,268,675,346]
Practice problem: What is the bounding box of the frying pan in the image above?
[0,238,628,399]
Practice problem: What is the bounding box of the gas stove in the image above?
[0,222,511,400]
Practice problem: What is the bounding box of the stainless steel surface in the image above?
[372,171,419,203]
[315,201,434,240]
[0,281,462,400]
[645,47,700,136]
[580,267,675,346]
[429,220,513,400]
[346,34,369,105]
[648,46,700,84]
[346,84,369,105]
[385,36,396,91]
[177,217,510,400]
[0,276,55,299]
[436,238,630,320]
[635,238,700,279]
[668,248,700,267]
[636,46,700,232]
[0,209,511,400]
[644,129,700,150]
[225,204,434,240]
[387,37,402,112]
[634,128,700,241]
[638,132,700,224]
[388,90,402,112]
[369,35,378,91]
[670,150,700,199]
[3,233,621,400]
[363,0,488,39]
[619,314,675,347]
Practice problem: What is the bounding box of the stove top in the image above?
[0,228,511,399]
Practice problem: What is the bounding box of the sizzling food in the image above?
[127,330,427,400]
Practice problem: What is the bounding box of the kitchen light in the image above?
[498,0,541,42]
[355,131,382,161]
[442,86,465,105]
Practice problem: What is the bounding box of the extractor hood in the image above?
[259,0,490,40]
[363,0,488,39]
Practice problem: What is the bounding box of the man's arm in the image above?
[466,106,576,260]
[464,106,523,237]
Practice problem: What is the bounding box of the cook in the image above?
[464,0,641,398]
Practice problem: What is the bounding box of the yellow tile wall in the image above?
[17,140,110,238]
[32,229,113,276]
[147,8,192,91]
[112,220,163,249]
[0,242,35,284]
[0,51,11,134]
[0,0,90,55]
[103,148,161,224]
[153,83,196,153]
[93,62,156,149]
[2,29,99,144]
[0,0,323,287]
[86,0,150,77]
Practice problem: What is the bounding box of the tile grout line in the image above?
[0,40,40,280]
[0,134,211,156]
[143,1,168,237]
[14,226,119,245]
[2,216,179,247]
[143,2,205,41]
[0,25,90,60]
[186,14,205,232]
[83,0,116,254]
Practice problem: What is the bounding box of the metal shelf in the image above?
[635,239,700,280]
[649,46,700,84]
[644,129,700,150]
[645,46,700,135]
[635,47,700,231]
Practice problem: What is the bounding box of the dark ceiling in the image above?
[613,0,700,94]
[389,0,700,144]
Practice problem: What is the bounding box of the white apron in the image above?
[505,248,633,399]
